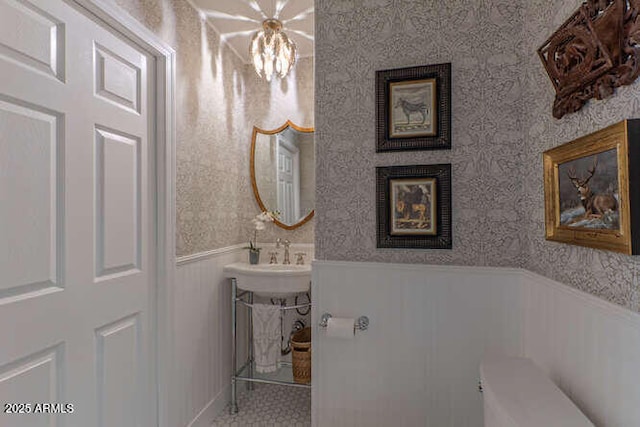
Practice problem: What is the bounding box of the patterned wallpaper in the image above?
[522,0,640,311]
[315,0,640,312]
[109,0,640,311]
[315,0,526,267]
[108,0,315,256]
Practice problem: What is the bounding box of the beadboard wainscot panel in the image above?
[175,245,245,427]
[521,270,640,427]
[311,261,525,427]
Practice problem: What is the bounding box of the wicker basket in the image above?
[290,327,311,384]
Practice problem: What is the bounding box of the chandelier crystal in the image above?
[250,18,297,82]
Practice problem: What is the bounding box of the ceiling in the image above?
[190,0,314,64]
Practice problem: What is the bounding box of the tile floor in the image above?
[212,383,311,426]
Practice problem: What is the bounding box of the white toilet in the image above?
[480,358,594,427]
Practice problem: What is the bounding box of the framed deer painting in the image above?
[376,63,451,152]
[377,164,452,249]
[543,120,640,255]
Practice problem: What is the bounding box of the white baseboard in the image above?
[187,384,230,427]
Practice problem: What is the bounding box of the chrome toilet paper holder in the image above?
[319,313,369,331]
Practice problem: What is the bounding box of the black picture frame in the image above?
[377,164,452,249]
[376,63,451,152]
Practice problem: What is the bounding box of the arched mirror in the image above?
[251,121,315,230]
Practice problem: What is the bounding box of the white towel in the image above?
[251,303,281,373]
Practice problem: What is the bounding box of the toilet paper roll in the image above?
[326,317,355,338]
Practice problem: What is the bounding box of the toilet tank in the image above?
[480,358,594,427]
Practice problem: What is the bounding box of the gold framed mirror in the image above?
[250,120,315,230]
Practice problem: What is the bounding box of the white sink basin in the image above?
[223,262,311,297]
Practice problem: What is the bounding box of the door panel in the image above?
[0,0,155,426]
[96,315,140,427]
[95,126,141,279]
[0,344,64,427]
[278,145,296,224]
[0,98,63,295]
[0,0,65,80]
[94,43,141,113]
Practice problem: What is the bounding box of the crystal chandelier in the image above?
[250,18,297,82]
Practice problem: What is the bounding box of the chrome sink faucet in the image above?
[282,239,291,265]
[275,238,291,264]
[272,238,282,264]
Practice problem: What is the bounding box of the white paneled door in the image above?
[277,141,299,224]
[0,0,156,426]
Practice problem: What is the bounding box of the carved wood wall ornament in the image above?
[538,0,640,119]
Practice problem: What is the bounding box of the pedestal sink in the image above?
[223,262,311,297]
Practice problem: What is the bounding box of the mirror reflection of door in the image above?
[251,121,314,229]
[277,135,301,224]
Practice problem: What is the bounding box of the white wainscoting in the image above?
[521,270,640,427]
[312,261,525,427]
[172,243,313,427]
[312,261,640,427]
[174,245,244,427]
[171,255,640,427]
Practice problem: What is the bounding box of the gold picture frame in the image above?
[543,120,640,254]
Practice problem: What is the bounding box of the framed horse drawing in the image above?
[389,177,437,236]
[376,63,451,151]
[376,164,452,249]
